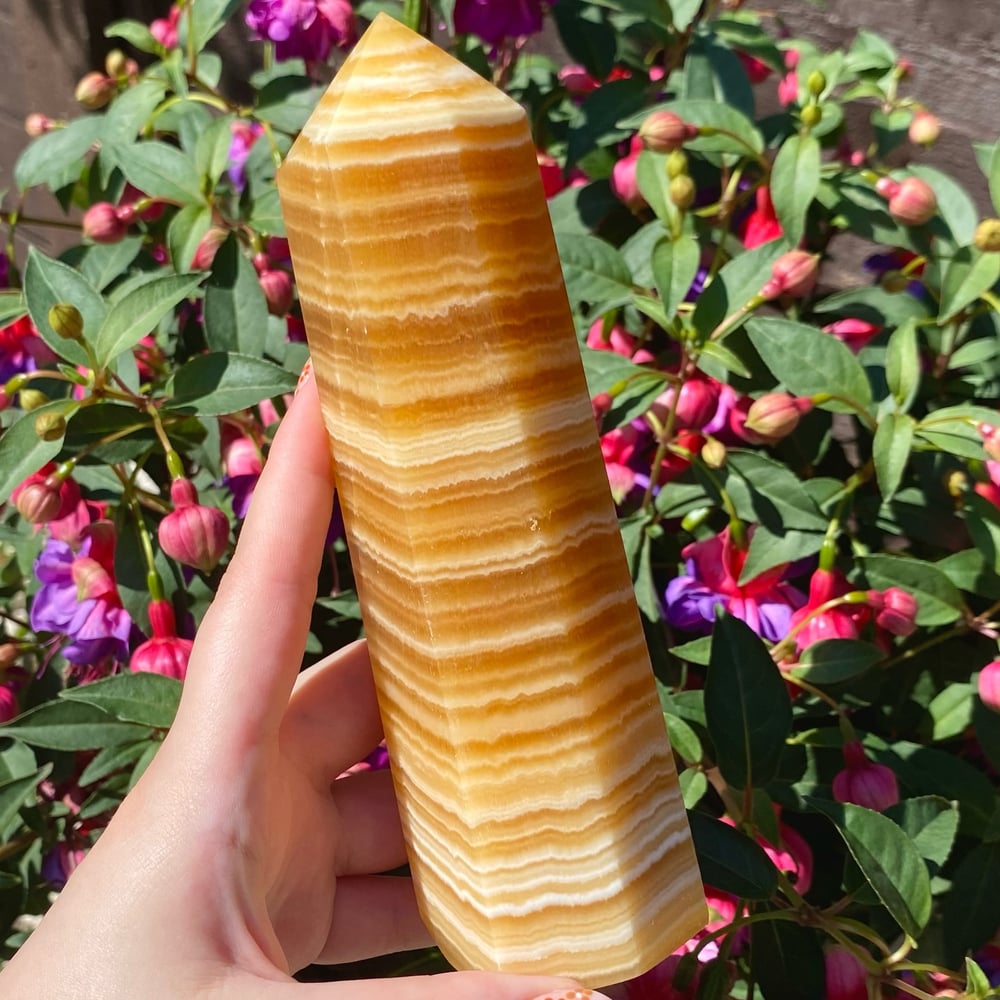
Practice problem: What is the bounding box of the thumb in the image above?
[261,973,613,1000]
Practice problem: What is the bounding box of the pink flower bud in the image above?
[639,111,697,153]
[82,202,128,244]
[611,136,646,213]
[71,556,117,602]
[130,599,193,680]
[0,683,18,724]
[833,742,900,812]
[744,392,813,442]
[761,250,819,300]
[878,176,938,226]
[74,72,116,109]
[24,113,54,137]
[908,111,941,146]
[822,318,882,352]
[978,660,1000,713]
[824,945,868,1000]
[223,436,263,478]
[777,70,799,107]
[558,64,599,96]
[259,268,294,317]
[652,378,720,431]
[150,5,181,48]
[190,227,228,270]
[537,151,565,199]
[159,478,230,573]
[869,587,918,637]
[12,466,80,524]
[978,422,1000,462]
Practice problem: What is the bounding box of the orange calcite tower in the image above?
[277,13,706,986]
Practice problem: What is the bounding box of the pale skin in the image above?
[0,377,595,1000]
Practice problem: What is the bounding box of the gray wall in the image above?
[0,1,996,261]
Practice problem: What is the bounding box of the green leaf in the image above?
[107,140,205,207]
[697,338,751,380]
[770,134,820,248]
[249,187,287,237]
[990,141,1000,217]
[938,549,1000,601]
[721,450,827,533]
[928,682,973,742]
[255,77,325,135]
[102,79,167,145]
[885,796,958,873]
[62,237,145,293]
[167,352,297,416]
[884,318,920,411]
[706,613,791,790]
[552,0,616,81]
[938,245,1000,322]
[566,77,647,168]
[746,317,873,415]
[915,403,1000,460]
[194,113,238,187]
[664,711,702,764]
[581,348,665,428]
[23,247,105,366]
[751,917,825,1000]
[182,0,243,51]
[14,115,103,192]
[873,412,914,502]
[679,768,708,809]
[0,402,69,505]
[167,204,213,273]
[942,842,1000,965]
[789,639,884,684]
[670,635,713,665]
[688,810,779,899]
[808,798,932,939]
[78,741,155,787]
[0,700,152,751]
[60,673,182,729]
[203,236,269,356]
[556,232,634,316]
[691,241,784,339]
[635,151,681,228]
[739,526,823,583]
[0,765,52,833]
[0,290,27,327]
[862,553,965,626]
[93,272,204,368]
[104,18,160,54]
[652,235,700,322]
[967,958,992,1000]
[620,514,661,621]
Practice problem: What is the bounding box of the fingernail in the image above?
[295,356,312,396]
[528,991,614,1000]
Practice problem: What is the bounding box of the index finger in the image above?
[177,375,336,750]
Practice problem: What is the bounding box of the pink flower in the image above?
[777,49,800,106]
[736,51,773,84]
[223,436,264,519]
[586,318,655,363]
[158,478,230,573]
[761,250,819,300]
[869,587,918,637]
[825,945,869,1000]
[558,64,599,97]
[833,741,900,811]
[259,268,294,316]
[245,0,356,63]
[978,422,1000,463]
[150,5,182,48]
[0,684,19,724]
[611,135,646,213]
[823,318,882,353]
[788,568,866,652]
[979,660,1000,713]
[741,187,783,249]
[651,378,721,432]
[453,0,552,46]
[663,525,805,641]
[12,464,81,524]
[130,600,193,680]
[626,953,700,999]
[82,202,129,244]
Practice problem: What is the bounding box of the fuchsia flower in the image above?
[663,525,805,641]
[788,568,867,652]
[453,0,552,46]
[227,121,264,193]
[823,318,883,353]
[586,318,654,363]
[245,0,356,62]
[825,945,869,1000]
[0,314,54,383]
[611,135,646,212]
[740,187,783,248]
[158,478,230,573]
[222,435,264,519]
[868,587,918,637]
[979,660,1000,714]
[833,741,900,811]
[30,522,132,667]
[0,684,19,724]
[150,5,182,48]
[777,49,800,106]
[130,600,193,680]
[12,464,81,525]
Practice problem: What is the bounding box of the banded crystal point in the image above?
[277,13,706,985]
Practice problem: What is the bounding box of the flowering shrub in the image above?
[2,0,1000,995]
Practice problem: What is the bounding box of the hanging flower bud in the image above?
[34,411,66,442]
[868,587,918,637]
[639,111,697,153]
[0,644,18,674]
[974,219,1000,253]
[0,683,18,725]
[130,600,193,680]
[12,465,80,524]
[158,478,230,573]
[105,49,129,77]
[833,741,899,812]
[701,438,727,469]
[760,250,819,300]
[19,387,48,411]
[669,175,696,210]
[908,111,941,146]
[48,303,84,342]
[74,72,116,109]
[82,202,128,244]
[259,268,294,317]
[876,176,938,226]
[24,113,54,137]
[190,227,228,270]
[744,393,813,442]
[824,945,868,1000]
[822,318,882,352]
[978,660,1000,714]
[651,378,720,432]
[610,136,645,213]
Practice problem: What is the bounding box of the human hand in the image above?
[0,378,595,1000]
